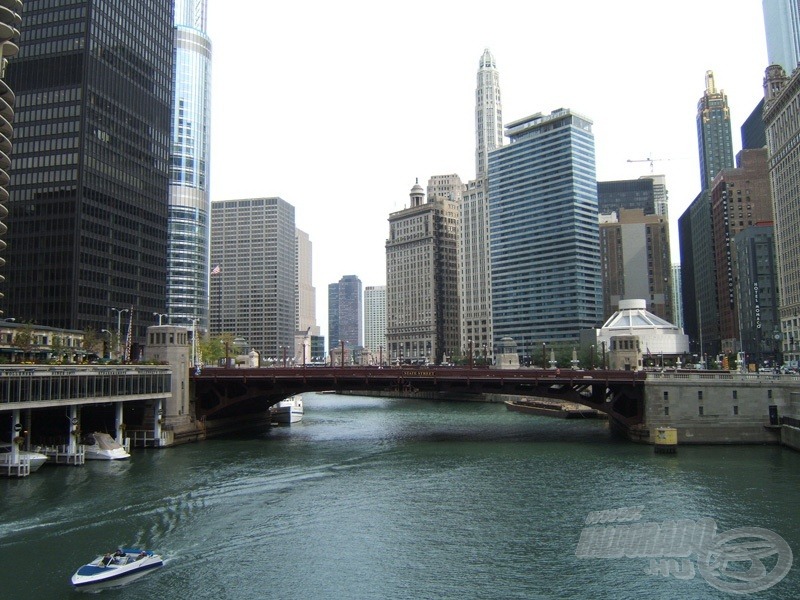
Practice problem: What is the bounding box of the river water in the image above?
[2,393,800,599]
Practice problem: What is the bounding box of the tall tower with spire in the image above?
[475,49,503,179]
[460,50,502,360]
[696,70,734,191]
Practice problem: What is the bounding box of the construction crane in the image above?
[627,157,672,174]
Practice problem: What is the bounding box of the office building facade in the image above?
[599,209,673,323]
[709,148,773,354]
[764,63,800,363]
[364,285,386,361]
[210,197,296,358]
[0,0,21,316]
[2,0,173,350]
[386,181,460,364]
[735,223,779,365]
[488,109,602,350]
[328,274,362,353]
[167,0,212,330]
[763,0,800,74]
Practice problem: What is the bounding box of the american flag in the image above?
[211,265,221,275]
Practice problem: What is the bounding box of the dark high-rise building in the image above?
[0,0,22,317]
[741,99,766,149]
[735,223,779,365]
[597,179,656,216]
[2,0,174,349]
[328,275,362,353]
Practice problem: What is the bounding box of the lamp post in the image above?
[468,339,473,369]
[601,341,607,370]
[153,312,168,325]
[110,307,129,358]
[542,343,546,369]
[282,346,287,368]
[590,344,595,370]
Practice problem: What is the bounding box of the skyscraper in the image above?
[0,0,21,317]
[167,0,212,330]
[2,0,174,348]
[710,149,773,354]
[210,197,296,358]
[488,109,601,349]
[764,63,800,363]
[599,209,672,322]
[364,285,386,361]
[475,48,503,179]
[762,0,800,74]
[328,275,362,354]
[679,71,736,357]
[460,49,501,359]
[697,71,735,191]
[386,181,460,364]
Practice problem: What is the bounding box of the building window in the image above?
[733,406,739,415]
[732,390,737,400]
[699,406,704,416]
[664,406,669,416]
[768,390,773,399]
[663,391,669,401]
[698,391,703,400]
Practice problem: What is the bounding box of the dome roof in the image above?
[602,299,679,332]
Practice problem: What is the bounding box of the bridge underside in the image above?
[192,368,645,427]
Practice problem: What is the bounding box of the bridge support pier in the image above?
[68,405,80,456]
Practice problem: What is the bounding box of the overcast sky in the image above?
[206,1,768,337]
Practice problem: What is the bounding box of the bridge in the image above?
[192,366,647,427]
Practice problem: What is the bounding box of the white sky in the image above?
[206,0,768,337]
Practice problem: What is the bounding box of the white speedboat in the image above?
[83,432,130,460]
[270,396,303,423]
[71,548,163,590]
[0,443,48,472]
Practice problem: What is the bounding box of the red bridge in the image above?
[192,366,646,428]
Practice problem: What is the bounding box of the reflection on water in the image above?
[1,392,799,599]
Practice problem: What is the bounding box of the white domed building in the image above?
[580,299,690,370]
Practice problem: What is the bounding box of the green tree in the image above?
[12,322,36,362]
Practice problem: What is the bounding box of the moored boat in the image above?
[0,443,49,472]
[71,547,163,590]
[83,432,130,460]
[270,395,303,424]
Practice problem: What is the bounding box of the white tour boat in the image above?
[270,395,303,424]
[71,547,163,590]
[83,432,130,460]
[0,443,49,472]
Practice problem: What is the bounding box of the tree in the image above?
[12,322,36,362]
[81,328,104,360]
[197,332,237,366]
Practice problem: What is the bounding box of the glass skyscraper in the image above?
[167,0,212,330]
[488,109,601,349]
[2,0,173,347]
[763,0,800,74]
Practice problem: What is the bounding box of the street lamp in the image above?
[153,312,168,325]
[110,307,129,358]
[468,339,473,369]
